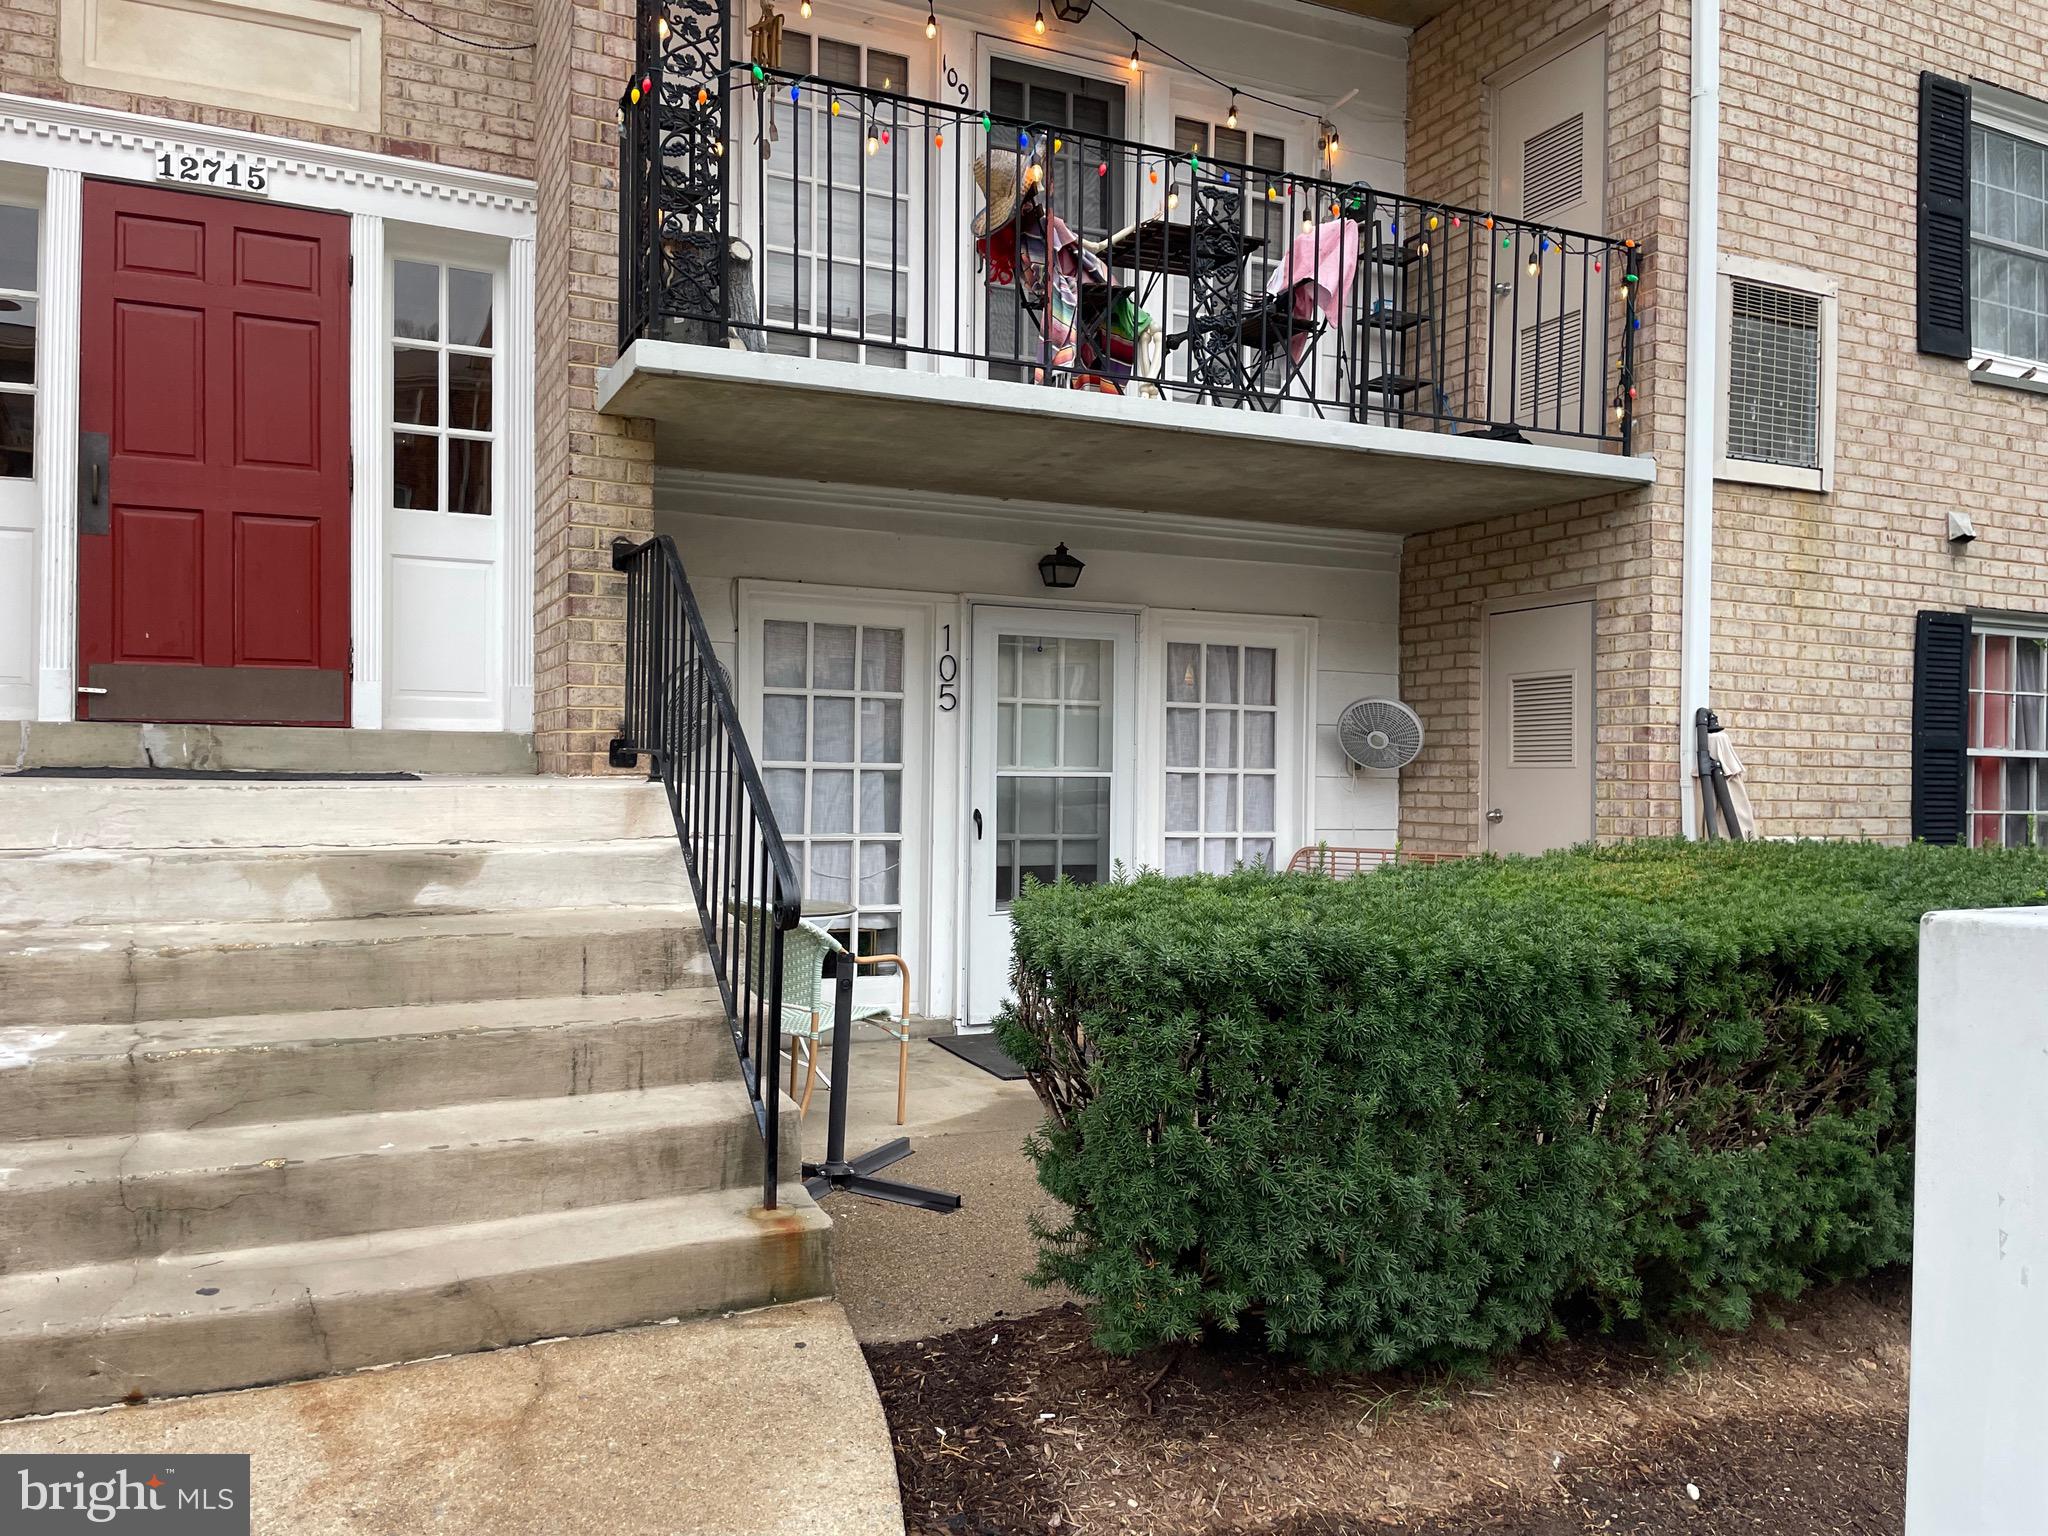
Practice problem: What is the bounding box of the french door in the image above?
[966,605,1136,1024]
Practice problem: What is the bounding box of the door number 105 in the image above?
[155,152,270,195]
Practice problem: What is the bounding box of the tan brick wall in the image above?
[1709,0,2048,840]
[531,0,655,774]
[1399,0,1691,852]
[0,0,535,176]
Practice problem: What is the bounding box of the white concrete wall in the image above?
[656,470,1403,1021]
[1907,906,2048,1536]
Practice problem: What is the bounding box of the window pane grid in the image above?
[760,619,907,956]
[994,635,1111,905]
[1164,640,1278,874]
[0,201,39,480]
[1972,123,2048,366]
[762,33,913,366]
[1968,628,2048,847]
[390,259,497,516]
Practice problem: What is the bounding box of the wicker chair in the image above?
[776,918,913,1126]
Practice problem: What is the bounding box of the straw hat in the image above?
[973,151,1026,237]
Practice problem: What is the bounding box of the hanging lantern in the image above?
[1050,0,1093,19]
[1037,543,1085,589]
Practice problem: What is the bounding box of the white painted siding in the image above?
[656,472,1404,1023]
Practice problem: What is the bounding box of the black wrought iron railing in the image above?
[617,4,1643,450]
[610,533,799,1211]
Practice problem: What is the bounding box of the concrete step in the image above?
[0,837,689,927]
[0,1183,834,1418]
[2,1081,793,1272]
[0,776,671,852]
[0,908,714,1027]
[5,722,538,776]
[2,992,740,1140]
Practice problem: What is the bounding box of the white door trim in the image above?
[0,93,536,727]
[736,583,941,1017]
[964,601,1140,1025]
[1138,609,1317,872]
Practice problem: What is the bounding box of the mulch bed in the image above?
[864,1276,1910,1536]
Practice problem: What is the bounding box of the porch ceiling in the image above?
[1298,0,1456,27]
[599,342,1656,536]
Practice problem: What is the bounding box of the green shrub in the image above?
[995,839,2048,1371]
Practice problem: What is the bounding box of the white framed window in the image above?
[1149,615,1312,876]
[1963,87,2048,390]
[1968,623,2048,849]
[390,256,497,516]
[749,604,929,966]
[757,28,916,367]
[0,200,36,482]
[1714,256,1836,493]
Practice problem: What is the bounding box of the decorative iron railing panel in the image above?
[611,533,800,1211]
[618,6,1643,450]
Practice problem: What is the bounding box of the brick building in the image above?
[0,0,2038,1014]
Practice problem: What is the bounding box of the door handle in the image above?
[1486,808,1504,823]
[973,809,983,840]
[78,431,110,536]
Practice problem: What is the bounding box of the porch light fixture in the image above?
[1037,544,1085,589]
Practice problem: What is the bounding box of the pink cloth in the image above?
[1266,217,1361,329]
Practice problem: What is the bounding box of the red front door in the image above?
[77,181,350,725]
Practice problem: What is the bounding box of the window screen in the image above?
[1726,278,1822,470]
[1971,122,2048,365]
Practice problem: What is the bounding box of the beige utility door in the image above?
[1483,600,1593,855]
[1490,33,1607,439]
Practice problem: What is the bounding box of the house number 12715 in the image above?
[155,152,270,195]
[937,624,959,711]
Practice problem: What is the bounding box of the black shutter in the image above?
[1912,610,1972,844]
[1918,72,1973,358]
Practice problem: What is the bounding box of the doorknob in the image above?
[973,809,983,840]
[1486,807,1504,823]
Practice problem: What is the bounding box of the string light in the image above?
[925,4,936,37]
[1034,0,1046,32]
[1129,36,1141,70]
[829,97,839,116]
[1097,160,1108,177]
[866,128,879,155]
[1167,186,1180,210]
[1226,94,1238,130]
[657,14,669,41]
[934,130,944,147]
[800,0,810,13]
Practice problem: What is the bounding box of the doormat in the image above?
[12,768,421,781]
[930,1033,1027,1081]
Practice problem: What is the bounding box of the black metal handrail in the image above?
[610,532,800,1211]
[617,6,1643,450]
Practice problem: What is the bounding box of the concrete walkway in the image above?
[799,1036,1072,1343]
[0,1300,902,1536]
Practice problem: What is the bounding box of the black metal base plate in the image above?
[803,1137,963,1213]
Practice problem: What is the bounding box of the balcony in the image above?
[601,11,1655,532]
